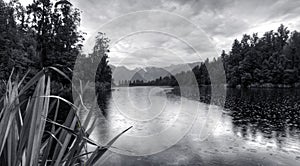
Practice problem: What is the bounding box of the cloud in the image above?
[109,31,210,68]
[14,0,299,69]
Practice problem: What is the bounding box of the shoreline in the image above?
[168,84,300,89]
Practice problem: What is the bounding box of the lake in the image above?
[79,86,300,165]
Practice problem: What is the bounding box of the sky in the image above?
[10,0,300,69]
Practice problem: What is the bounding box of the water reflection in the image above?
[175,86,300,150]
[95,86,300,148]
[81,86,300,165]
[225,88,300,149]
[91,86,201,156]
[96,89,111,117]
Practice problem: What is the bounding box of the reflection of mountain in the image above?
[110,62,201,85]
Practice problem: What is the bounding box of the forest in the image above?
[0,0,112,95]
[130,24,300,88]
[1,0,300,165]
[2,0,300,90]
[0,1,114,165]
[222,24,300,88]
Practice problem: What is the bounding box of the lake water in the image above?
[80,86,300,165]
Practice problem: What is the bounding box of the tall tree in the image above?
[26,0,83,75]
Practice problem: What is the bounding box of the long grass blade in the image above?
[17,70,30,88]
[40,99,60,166]
[86,126,133,165]
[25,75,45,166]
[18,69,44,96]
[54,114,78,166]
[0,82,20,154]
[31,76,51,166]
[44,131,63,147]
[45,118,80,135]
[0,68,129,166]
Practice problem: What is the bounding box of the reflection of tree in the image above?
[169,85,300,148]
[79,84,112,118]
[96,89,112,117]
[224,88,300,148]
[169,86,211,104]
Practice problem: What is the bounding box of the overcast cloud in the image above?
[15,0,300,69]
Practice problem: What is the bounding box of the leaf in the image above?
[54,0,73,8]
[0,81,20,155]
[40,99,60,166]
[49,66,71,83]
[86,126,133,166]
[26,75,46,166]
[53,113,78,166]
[44,131,63,147]
[18,69,30,88]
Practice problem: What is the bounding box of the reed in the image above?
[0,68,131,166]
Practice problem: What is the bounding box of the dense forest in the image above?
[0,0,112,125]
[1,0,300,90]
[129,25,300,88]
[0,1,116,164]
[0,0,112,94]
[222,24,300,88]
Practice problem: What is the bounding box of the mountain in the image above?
[110,66,135,85]
[138,67,170,81]
[110,62,202,85]
[131,71,146,82]
[164,62,201,74]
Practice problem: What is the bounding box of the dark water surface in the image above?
[80,87,300,165]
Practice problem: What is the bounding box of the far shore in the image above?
[119,83,300,89]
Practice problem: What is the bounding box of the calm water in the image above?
[80,86,300,165]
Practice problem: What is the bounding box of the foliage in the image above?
[0,0,91,85]
[0,0,116,164]
[73,32,112,92]
[128,25,300,88]
[0,0,112,118]
[0,68,130,165]
[127,59,218,87]
[222,24,300,87]
[0,0,38,82]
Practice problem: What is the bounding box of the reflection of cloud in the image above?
[67,0,300,68]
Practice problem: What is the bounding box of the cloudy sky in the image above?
[15,0,300,69]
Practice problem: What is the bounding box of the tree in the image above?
[275,24,290,51]
[93,32,112,90]
[73,32,112,91]
[0,0,37,81]
[26,0,84,82]
[221,24,300,87]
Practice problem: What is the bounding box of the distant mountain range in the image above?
[110,62,201,85]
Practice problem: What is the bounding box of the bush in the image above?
[0,68,131,166]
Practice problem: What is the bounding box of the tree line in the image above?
[1,0,299,89]
[127,58,221,87]
[0,0,112,93]
[129,24,300,88]
[222,24,300,88]
[0,0,112,124]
